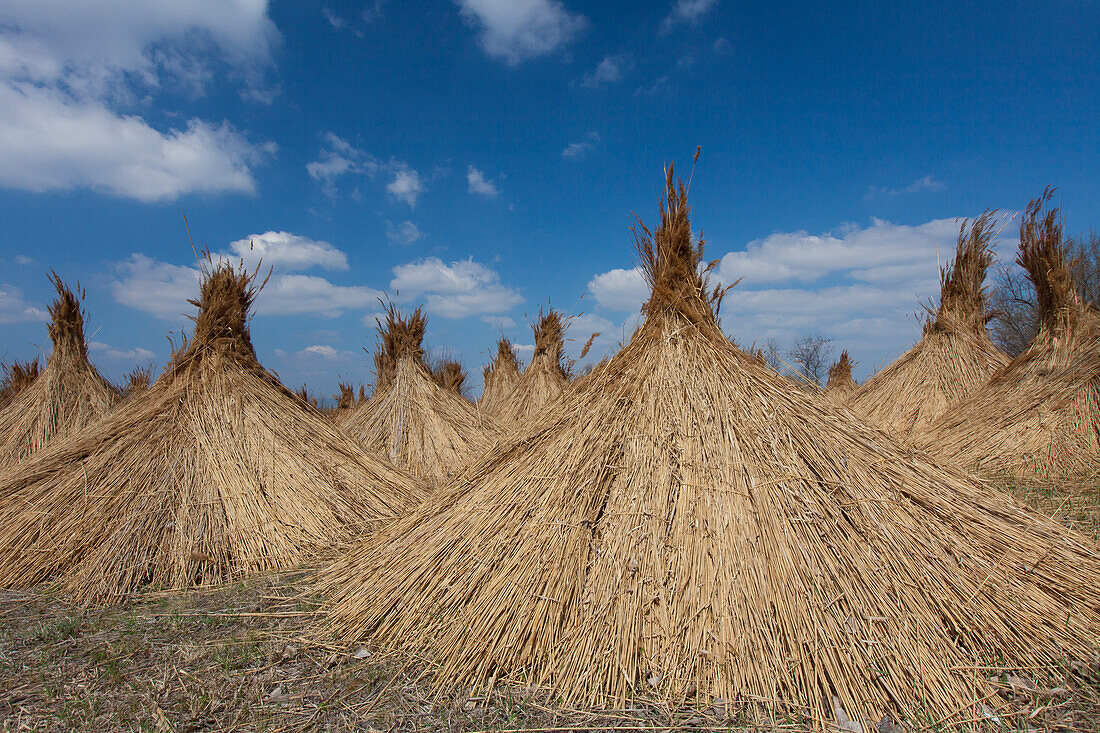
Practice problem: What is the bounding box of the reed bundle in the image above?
[0,358,40,409]
[917,190,1100,480]
[0,275,117,470]
[121,364,154,398]
[478,338,522,417]
[494,309,569,426]
[316,167,1100,728]
[823,350,857,399]
[848,214,1008,437]
[338,305,503,484]
[433,359,469,398]
[0,262,424,604]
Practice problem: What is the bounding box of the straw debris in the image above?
[848,213,1008,437]
[316,167,1100,726]
[0,274,117,470]
[0,261,424,604]
[917,189,1100,479]
[339,305,503,484]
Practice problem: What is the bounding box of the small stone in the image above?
[352,647,370,659]
[268,685,282,699]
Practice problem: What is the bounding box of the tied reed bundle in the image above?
[0,274,117,470]
[848,213,1008,437]
[0,261,425,605]
[493,309,570,426]
[917,189,1100,480]
[338,305,503,484]
[824,351,858,399]
[432,359,469,398]
[0,358,41,409]
[316,165,1100,728]
[478,338,522,417]
[121,364,154,398]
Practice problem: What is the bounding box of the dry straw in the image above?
[338,305,503,484]
[316,166,1100,728]
[493,309,570,426]
[478,337,522,418]
[0,358,41,409]
[848,213,1008,437]
[433,359,469,398]
[917,189,1100,480]
[823,350,858,399]
[0,274,118,470]
[0,261,425,604]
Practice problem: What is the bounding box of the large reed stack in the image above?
[478,338,522,418]
[494,310,569,426]
[316,169,1100,727]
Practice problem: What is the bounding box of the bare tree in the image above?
[761,337,783,371]
[990,230,1100,356]
[787,334,833,386]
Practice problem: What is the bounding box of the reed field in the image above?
[2,168,1100,731]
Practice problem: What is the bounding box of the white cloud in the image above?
[14,255,35,265]
[588,267,648,312]
[715,217,960,287]
[457,0,586,64]
[562,131,600,159]
[0,284,49,324]
[391,257,523,318]
[0,83,271,201]
[301,344,350,360]
[306,133,379,198]
[466,165,500,198]
[0,1,278,201]
[386,220,424,245]
[224,232,349,272]
[257,275,383,317]
[481,314,516,328]
[88,341,155,364]
[111,254,204,319]
[660,0,720,34]
[867,174,945,198]
[321,7,345,29]
[713,37,733,54]
[580,54,632,88]
[387,166,425,207]
[634,75,671,97]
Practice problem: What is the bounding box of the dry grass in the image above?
[823,351,857,400]
[917,190,1100,481]
[848,214,1008,437]
[494,310,570,427]
[0,262,425,605]
[479,338,522,418]
[433,359,470,398]
[0,275,118,470]
[0,357,41,409]
[339,305,504,485]
[120,363,154,398]
[314,166,1100,729]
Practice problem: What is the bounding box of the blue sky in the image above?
[1,0,1097,397]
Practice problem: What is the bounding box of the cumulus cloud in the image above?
[659,0,720,34]
[88,341,156,364]
[0,83,271,201]
[466,166,500,198]
[0,284,49,323]
[0,0,278,201]
[224,231,349,272]
[386,220,424,245]
[387,166,425,207]
[580,54,632,88]
[588,216,983,377]
[111,231,384,320]
[457,0,586,64]
[588,267,648,312]
[562,132,600,159]
[306,133,379,198]
[866,174,945,198]
[391,257,523,318]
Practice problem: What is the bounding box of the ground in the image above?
[1,479,1099,732]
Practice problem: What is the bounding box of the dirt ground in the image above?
[1,477,1099,732]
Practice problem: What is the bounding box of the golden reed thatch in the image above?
[0,262,425,604]
[432,359,469,398]
[316,168,1100,727]
[0,274,118,470]
[823,350,858,399]
[847,213,1008,437]
[338,305,503,484]
[477,337,522,417]
[917,189,1100,480]
[493,309,569,426]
